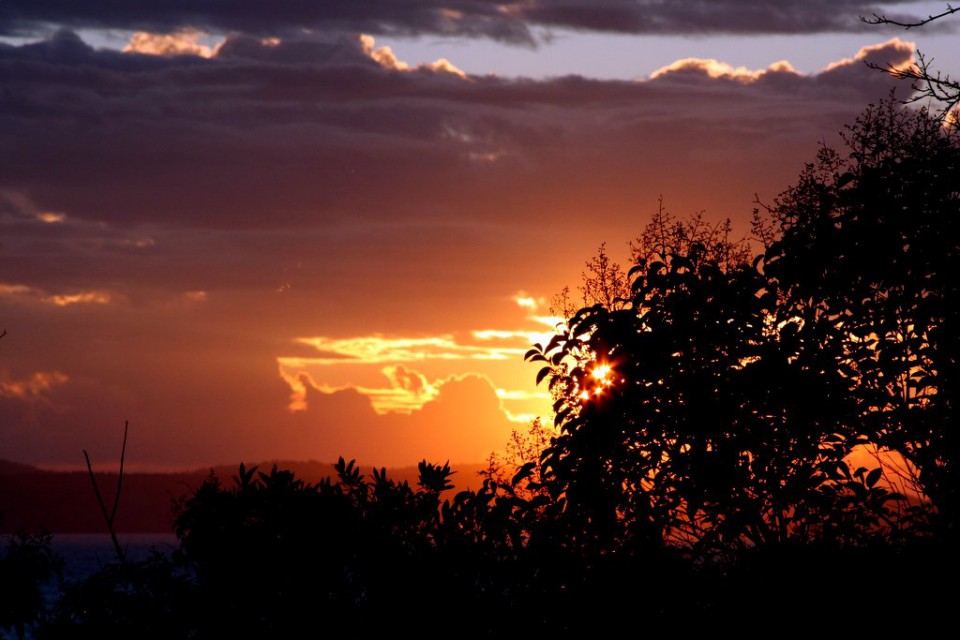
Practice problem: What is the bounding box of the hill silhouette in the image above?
[0,459,489,533]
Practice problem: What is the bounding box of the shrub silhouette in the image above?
[0,530,62,640]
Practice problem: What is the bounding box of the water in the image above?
[2,533,178,640]
[51,533,179,582]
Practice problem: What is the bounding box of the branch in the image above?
[862,4,958,29]
[864,49,960,118]
[83,421,130,564]
[110,420,129,524]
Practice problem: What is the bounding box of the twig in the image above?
[83,421,130,564]
[862,5,958,29]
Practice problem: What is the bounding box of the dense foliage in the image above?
[2,98,957,638]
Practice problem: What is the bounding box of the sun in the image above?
[591,364,613,383]
[578,362,616,401]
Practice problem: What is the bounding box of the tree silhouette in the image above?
[764,98,960,537]
[526,100,957,559]
[528,245,894,561]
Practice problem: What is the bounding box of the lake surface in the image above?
[0,534,179,640]
[51,532,179,581]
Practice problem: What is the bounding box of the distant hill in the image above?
[0,459,40,475]
[0,459,490,534]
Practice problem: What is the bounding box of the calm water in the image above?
[1,533,179,640]
[51,532,179,581]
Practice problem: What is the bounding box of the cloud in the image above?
[278,363,441,415]
[286,366,438,415]
[277,333,528,413]
[0,31,914,240]
[286,335,525,366]
[360,34,467,78]
[0,1,941,41]
[0,370,68,400]
[515,0,930,35]
[123,29,219,58]
[819,37,917,85]
[0,282,113,307]
[0,1,535,44]
[651,58,800,82]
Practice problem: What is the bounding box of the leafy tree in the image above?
[528,245,894,560]
[551,242,631,318]
[483,417,555,500]
[525,104,955,559]
[550,199,757,319]
[629,197,756,274]
[764,98,960,537]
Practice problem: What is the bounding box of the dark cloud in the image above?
[0,31,914,316]
[0,0,533,43]
[0,1,938,41]
[0,30,916,467]
[0,32,911,233]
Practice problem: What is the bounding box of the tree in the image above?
[863,4,960,118]
[525,103,959,559]
[764,97,960,537]
[629,197,755,274]
[550,199,756,320]
[528,245,894,561]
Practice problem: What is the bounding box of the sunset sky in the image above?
[1,1,957,470]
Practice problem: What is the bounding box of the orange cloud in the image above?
[651,58,799,82]
[279,363,439,415]
[37,212,66,223]
[47,292,112,307]
[124,30,220,58]
[288,334,521,365]
[822,38,916,75]
[360,34,467,78]
[0,371,69,400]
[278,299,559,421]
[0,283,112,307]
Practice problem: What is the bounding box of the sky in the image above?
[1,1,957,471]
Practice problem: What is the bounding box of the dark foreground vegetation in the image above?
[2,99,959,638]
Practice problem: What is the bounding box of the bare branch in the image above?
[862,4,960,119]
[862,4,958,29]
[83,422,130,564]
[110,420,129,524]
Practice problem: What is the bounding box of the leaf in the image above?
[836,171,855,189]
[536,366,552,386]
[511,462,536,487]
[865,467,883,488]
[545,333,564,353]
